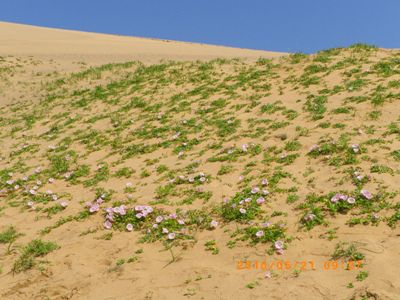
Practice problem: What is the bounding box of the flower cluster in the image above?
[169,172,209,185]
[103,204,154,231]
[220,183,269,222]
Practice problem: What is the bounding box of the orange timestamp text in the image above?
[236,260,363,271]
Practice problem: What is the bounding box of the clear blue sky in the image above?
[1,0,399,53]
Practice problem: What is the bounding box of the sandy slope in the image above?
[0,22,399,300]
[0,21,285,65]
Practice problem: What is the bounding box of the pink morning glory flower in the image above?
[126,223,133,232]
[60,201,68,208]
[347,197,356,204]
[27,201,34,208]
[261,179,268,186]
[331,194,341,203]
[256,197,265,205]
[274,240,284,250]
[104,220,112,230]
[168,232,176,240]
[360,189,373,200]
[89,204,100,213]
[135,213,143,219]
[251,187,260,194]
[210,220,218,228]
[261,222,271,228]
[156,216,164,223]
[178,219,185,225]
[239,208,246,214]
[256,230,264,237]
[304,213,316,221]
[162,228,169,234]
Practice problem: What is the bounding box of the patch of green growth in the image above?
[0,226,23,253]
[204,240,219,255]
[12,239,59,273]
[331,242,365,262]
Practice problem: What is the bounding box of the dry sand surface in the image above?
[0,21,285,65]
[0,22,399,300]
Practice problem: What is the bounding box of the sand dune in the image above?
[0,21,286,64]
[0,22,399,300]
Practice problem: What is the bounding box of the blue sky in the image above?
[1,0,399,53]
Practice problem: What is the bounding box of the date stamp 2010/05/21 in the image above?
[237,260,363,271]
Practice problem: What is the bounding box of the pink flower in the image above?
[264,271,272,279]
[210,220,218,228]
[169,213,177,219]
[331,194,341,203]
[347,197,356,204]
[238,175,244,181]
[126,223,133,232]
[239,208,246,214]
[261,222,271,228]
[256,230,264,237]
[152,224,158,229]
[27,201,34,208]
[178,219,185,225]
[89,204,100,213]
[199,177,206,182]
[274,240,284,250]
[60,201,68,208]
[351,144,360,153]
[104,220,112,230]
[156,216,164,223]
[242,144,248,152]
[261,179,268,186]
[304,213,316,221]
[360,189,373,200]
[135,213,143,219]
[251,187,260,194]
[162,228,169,234]
[256,197,265,205]
[168,232,176,240]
